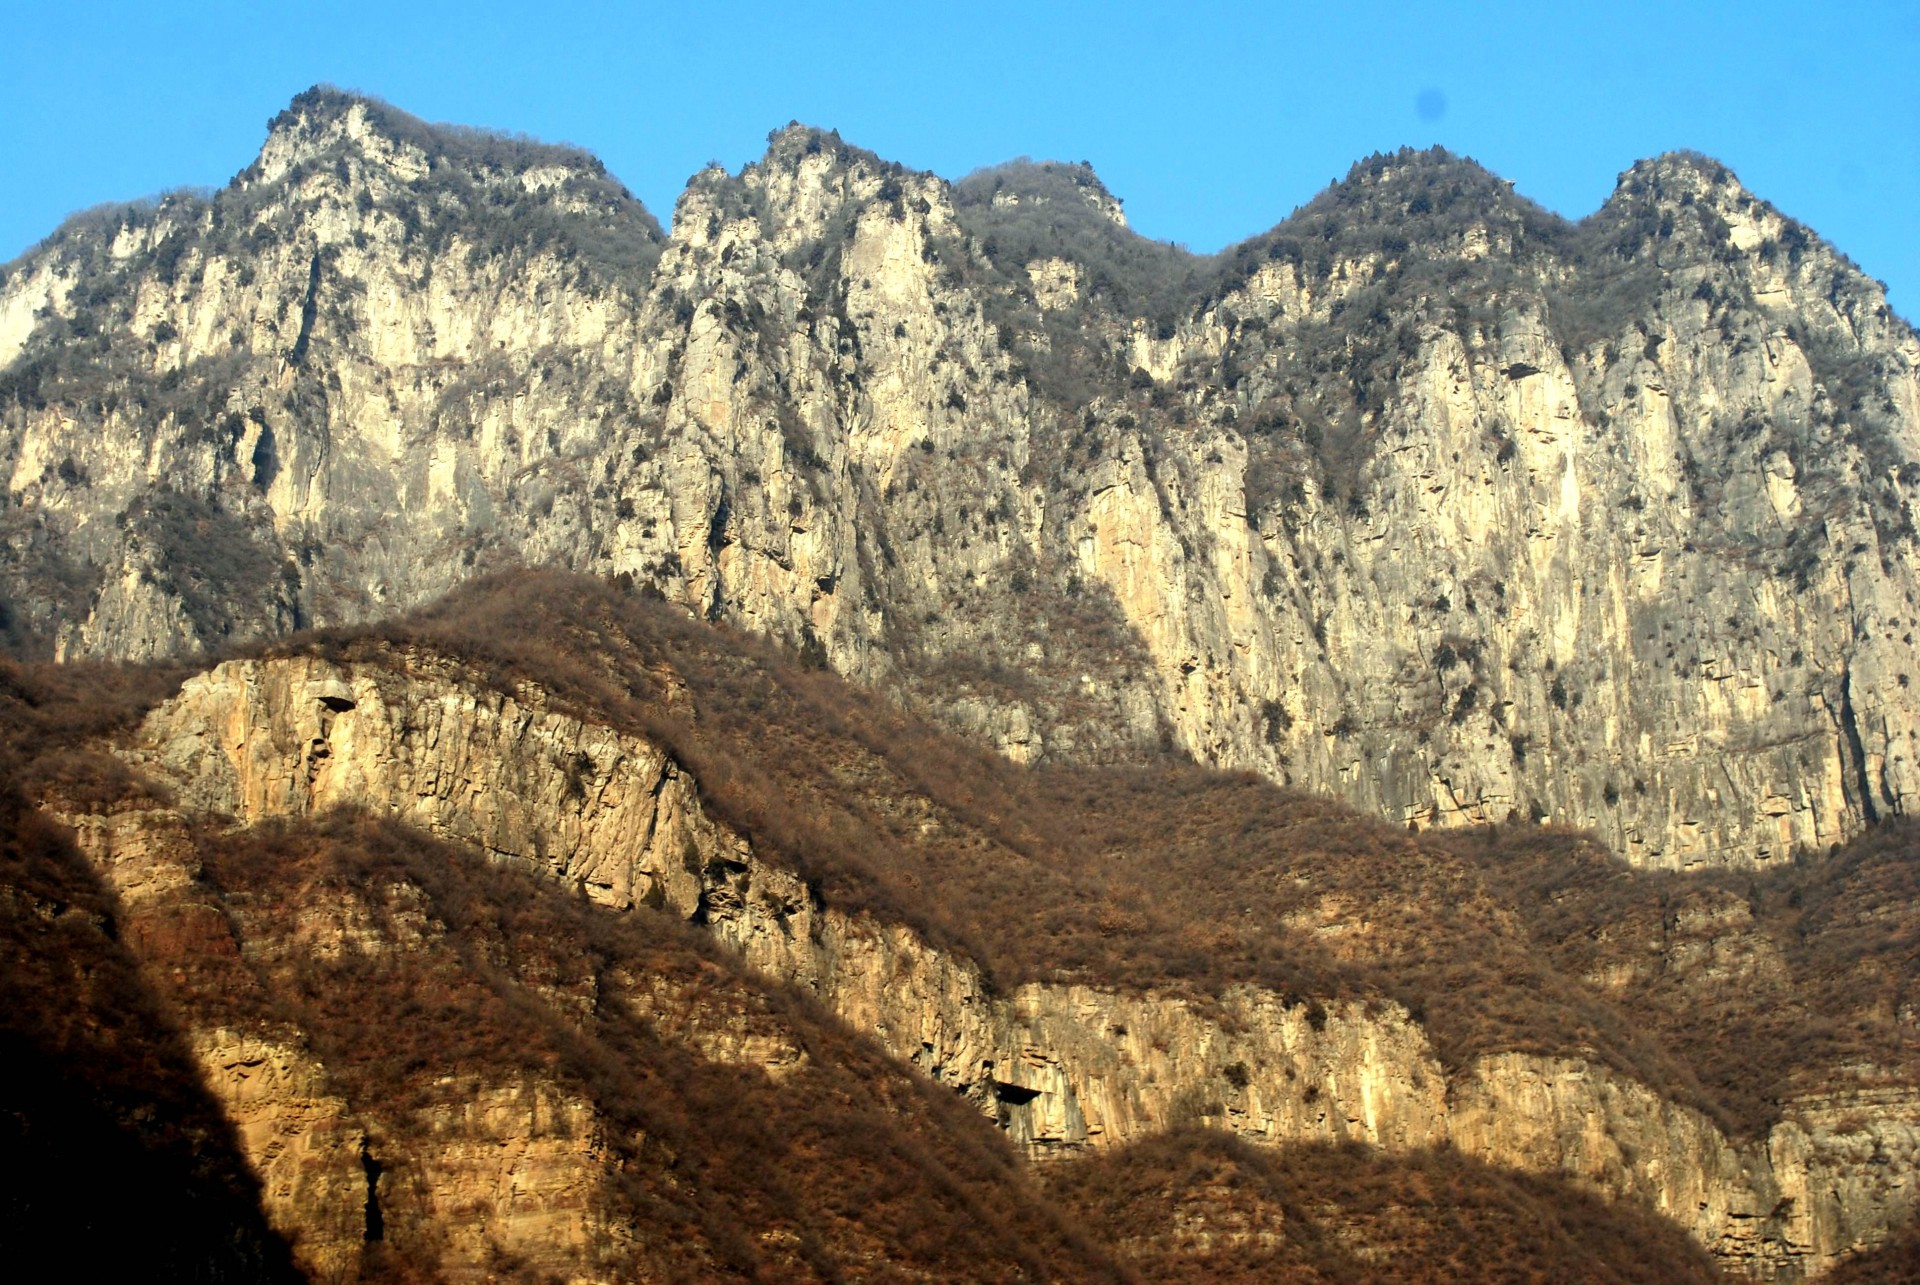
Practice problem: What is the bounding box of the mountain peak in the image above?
[953,158,1127,229]
[763,120,843,157]
[747,121,915,192]
[1345,144,1490,183]
[1608,150,1745,210]
[265,83,367,133]
[254,84,397,180]
[1308,145,1542,220]
[250,85,616,190]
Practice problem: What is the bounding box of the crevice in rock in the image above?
[251,423,279,492]
[359,1138,384,1243]
[1839,665,1880,823]
[288,253,322,366]
[707,491,733,555]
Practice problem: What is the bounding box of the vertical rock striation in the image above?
[4,93,1918,866]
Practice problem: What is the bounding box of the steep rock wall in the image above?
[60,802,621,1283]
[6,99,1920,867]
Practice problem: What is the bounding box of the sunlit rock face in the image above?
[5,90,1920,871]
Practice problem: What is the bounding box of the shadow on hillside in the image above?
[0,774,296,1280]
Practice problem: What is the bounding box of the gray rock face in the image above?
[5,90,1919,869]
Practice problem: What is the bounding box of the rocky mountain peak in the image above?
[247,85,633,204]
[668,123,952,259]
[1588,150,1772,259]
[743,121,927,196]
[1611,149,1744,207]
[250,85,425,187]
[1589,150,1913,354]
[1339,144,1501,188]
[1291,145,1552,245]
[757,121,859,169]
[953,157,1129,229]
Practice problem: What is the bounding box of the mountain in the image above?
[5,88,1919,870]
[4,87,1920,1278]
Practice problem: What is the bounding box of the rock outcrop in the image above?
[61,799,619,1282]
[4,91,1918,869]
[102,649,1920,1277]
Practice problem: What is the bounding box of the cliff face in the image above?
[5,91,1919,868]
[59,802,618,1282]
[94,645,1918,1277]
[47,750,1135,1281]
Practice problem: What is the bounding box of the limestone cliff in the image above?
[97,647,1918,1277]
[5,91,1919,869]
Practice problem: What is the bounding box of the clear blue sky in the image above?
[5,1,1917,318]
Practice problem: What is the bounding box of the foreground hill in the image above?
[3,89,1919,869]
[4,571,1915,1277]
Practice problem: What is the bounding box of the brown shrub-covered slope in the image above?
[1437,824,1920,1139]
[5,570,1918,1277]
[301,571,1920,1140]
[1041,1130,1722,1283]
[164,812,1124,1282]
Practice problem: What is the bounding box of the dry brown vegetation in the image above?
[6,569,1920,1274]
[1436,825,1920,1137]
[0,683,295,1279]
[289,571,1918,1140]
[0,653,190,804]
[158,811,1123,1282]
[1041,1130,1722,1283]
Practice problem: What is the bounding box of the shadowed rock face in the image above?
[2,92,1918,871]
[0,763,300,1281]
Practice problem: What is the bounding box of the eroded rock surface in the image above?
[4,92,1918,868]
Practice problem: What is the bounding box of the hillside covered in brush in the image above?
[2,571,1915,1278]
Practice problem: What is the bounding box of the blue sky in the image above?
[5,1,1916,317]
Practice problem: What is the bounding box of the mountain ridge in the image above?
[16,86,1903,328]
[4,85,1918,870]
